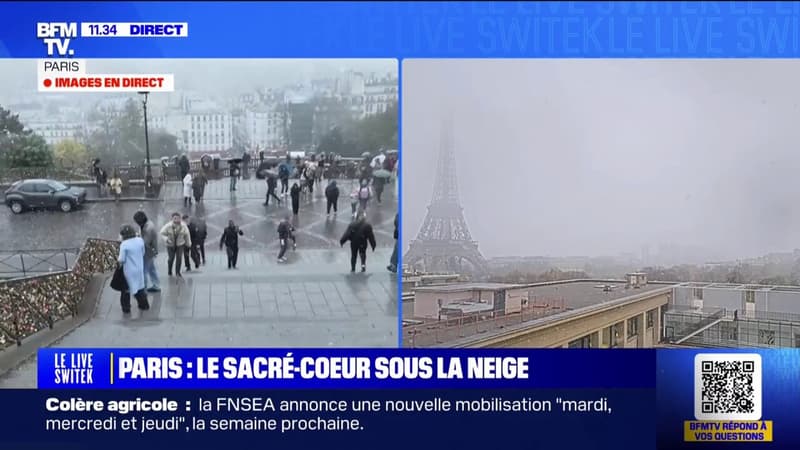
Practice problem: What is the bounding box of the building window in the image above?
[568,334,593,349]
[795,334,800,348]
[646,310,654,329]
[758,329,775,346]
[693,288,703,300]
[744,290,756,304]
[627,316,639,338]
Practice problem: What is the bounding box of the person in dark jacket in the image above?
[190,216,208,266]
[133,210,160,292]
[241,150,251,178]
[325,180,339,215]
[340,212,377,273]
[387,213,398,273]
[219,220,244,269]
[178,154,190,180]
[279,160,291,195]
[290,182,301,215]
[277,216,296,263]
[183,215,203,269]
[264,175,281,206]
[372,176,385,203]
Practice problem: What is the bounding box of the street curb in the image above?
[0,272,108,379]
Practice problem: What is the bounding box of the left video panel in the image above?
[0,59,400,387]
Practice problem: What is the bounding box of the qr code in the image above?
[693,353,762,421]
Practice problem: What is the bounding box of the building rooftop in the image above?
[415,282,520,293]
[521,280,668,310]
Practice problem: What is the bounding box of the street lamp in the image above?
[138,91,154,197]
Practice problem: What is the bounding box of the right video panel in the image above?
[402,59,800,349]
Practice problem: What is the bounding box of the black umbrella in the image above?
[228,158,243,164]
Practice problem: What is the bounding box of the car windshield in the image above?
[48,181,69,192]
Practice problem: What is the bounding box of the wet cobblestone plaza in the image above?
[0,178,399,387]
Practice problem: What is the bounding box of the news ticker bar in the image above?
[37,348,655,389]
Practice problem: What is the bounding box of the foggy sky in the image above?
[0,59,397,102]
[402,59,800,261]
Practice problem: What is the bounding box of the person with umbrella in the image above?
[263,170,281,206]
[229,158,242,192]
[340,211,377,273]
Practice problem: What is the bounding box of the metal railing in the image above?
[403,300,567,348]
[0,248,80,279]
[0,238,119,349]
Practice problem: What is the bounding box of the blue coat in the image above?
[118,237,146,294]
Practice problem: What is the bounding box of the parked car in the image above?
[4,179,87,214]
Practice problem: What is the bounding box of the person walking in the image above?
[97,167,108,197]
[160,212,191,278]
[277,216,296,263]
[133,211,160,292]
[279,160,291,196]
[349,186,359,217]
[241,150,251,178]
[340,212,377,273]
[108,170,123,202]
[117,224,150,313]
[182,215,199,270]
[220,220,244,269]
[189,215,207,266]
[357,179,371,213]
[373,176,385,203]
[387,213,398,273]
[178,154,190,181]
[192,170,207,203]
[182,171,193,207]
[325,180,339,215]
[290,182,301,216]
[264,175,281,206]
[303,163,315,196]
[229,162,240,192]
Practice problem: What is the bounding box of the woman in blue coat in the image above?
[118,224,150,313]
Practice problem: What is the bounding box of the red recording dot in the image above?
[43,79,52,88]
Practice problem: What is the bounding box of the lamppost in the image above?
[137,91,154,197]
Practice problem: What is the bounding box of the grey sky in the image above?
[0,59,396,103]
[402,59,800,261]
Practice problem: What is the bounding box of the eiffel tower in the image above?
[404,118,488,276]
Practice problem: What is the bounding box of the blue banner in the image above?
[38,348,655,389]
[1,1,800,58]
[0,389,655,449]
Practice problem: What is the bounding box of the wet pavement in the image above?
[0,178,400,387]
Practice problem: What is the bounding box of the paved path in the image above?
[0,178,399,388]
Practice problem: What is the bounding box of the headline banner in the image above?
[38,348,655,389]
